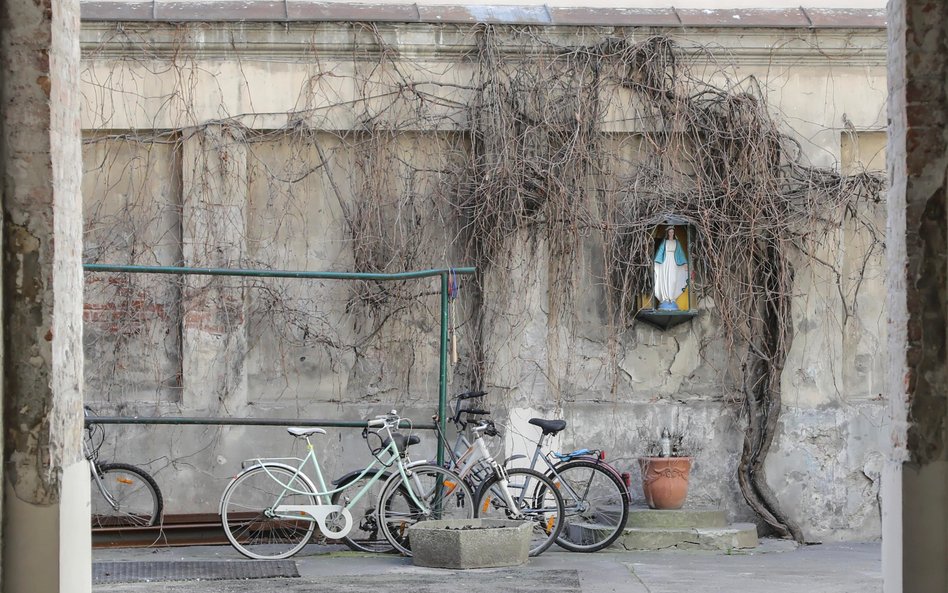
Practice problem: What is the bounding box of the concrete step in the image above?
[617,522,759,551]
[626,507,728,529]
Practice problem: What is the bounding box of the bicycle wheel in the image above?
[545,460,630,552]
[91,463,163,528]
[220,464,319,560]
[473,467,565,557]
[377,465,473,556]
[331,470,394,553]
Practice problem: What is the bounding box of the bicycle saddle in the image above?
[286,427,327,437]
[529,418,567,436]
[383,432,421,452]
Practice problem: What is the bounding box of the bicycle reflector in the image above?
[621,472,632,489]
[598,450,607,461]
[117,477,134,485]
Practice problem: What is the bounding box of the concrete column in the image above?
[181,125,249,411]
[0,0,89,592]
[884,0,948,591]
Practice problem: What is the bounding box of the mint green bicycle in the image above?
[219,411,473,559]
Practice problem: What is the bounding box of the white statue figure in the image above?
[653,226,689,310]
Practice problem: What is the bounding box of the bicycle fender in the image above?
[501,454,527,466]
[550,456,626,482]
[219,462,314,516]
[332,468,392,486]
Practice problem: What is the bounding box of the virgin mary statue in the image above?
[653,226,689,310]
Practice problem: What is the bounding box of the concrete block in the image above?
[409,519,532,569]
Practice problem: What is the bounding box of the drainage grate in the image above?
[93,560,300,584]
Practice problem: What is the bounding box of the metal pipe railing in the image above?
[83,263,477,465]
[84,416,434,430]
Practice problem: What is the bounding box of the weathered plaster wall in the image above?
[79,22,888,541]
[1,0,90,590]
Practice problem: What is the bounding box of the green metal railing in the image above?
[83,263,476,464]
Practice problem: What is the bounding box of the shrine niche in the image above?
[636,220,698,330]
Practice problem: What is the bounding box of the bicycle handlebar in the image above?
[451,391,489,426]
[367,410,400,428]
[456,390,486,401]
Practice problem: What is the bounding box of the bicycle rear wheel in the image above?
[377,465,473,556]
[220,464,319,559]
[331,470,394,553]
[91,463,163,528]
[473,467,565,557]
[545,460,629,552]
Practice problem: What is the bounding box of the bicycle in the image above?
[84,406,164,529]
[444,391,630,553]
[433,394,566,557]
[218,410,472,559]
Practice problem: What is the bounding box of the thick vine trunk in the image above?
[737,239,806,543]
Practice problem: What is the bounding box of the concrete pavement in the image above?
[92,539,882,593]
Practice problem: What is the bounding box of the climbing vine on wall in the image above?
[81,23,883,539]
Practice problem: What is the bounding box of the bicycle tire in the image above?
[220,464,320,560]
[544,459,630,552]
[91,463,163,528]
[473,467,566,557]
[377,464,474,556]
[331,470,395,553]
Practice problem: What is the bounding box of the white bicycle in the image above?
[219,410,473,559]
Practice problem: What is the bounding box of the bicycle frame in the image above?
[436,421,522,514]
[87,455,120,509]
[524,432,627,509]
[84,416,119,510]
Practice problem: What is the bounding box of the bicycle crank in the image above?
[273,503,353,539]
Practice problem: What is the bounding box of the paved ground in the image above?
[92,539,882,593]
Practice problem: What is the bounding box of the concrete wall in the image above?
[79,22,888,541]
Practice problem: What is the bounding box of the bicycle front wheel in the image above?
[377,465,473,556]
[91,463,163,528]
[220,464,319,560]
[546,460,630,552]
[473,467,565,557]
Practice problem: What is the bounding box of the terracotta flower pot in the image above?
[638,456,693,510]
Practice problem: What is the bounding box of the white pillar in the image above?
[1,0,89,590]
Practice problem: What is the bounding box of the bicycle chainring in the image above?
[320,507,354,538]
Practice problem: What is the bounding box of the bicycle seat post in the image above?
[535,428,548,450]
[534,432,546,457]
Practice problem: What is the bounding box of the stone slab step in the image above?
[626,507,728,529]
[618,522,758,551]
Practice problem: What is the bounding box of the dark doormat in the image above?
[93,560,300,584]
